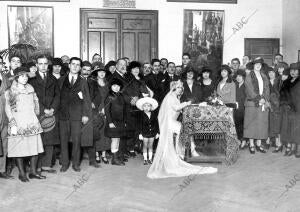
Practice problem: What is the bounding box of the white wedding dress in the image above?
[147,91,218,179]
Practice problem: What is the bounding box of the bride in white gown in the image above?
[147,80,217,179]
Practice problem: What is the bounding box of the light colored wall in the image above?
[282,0,300,64]
[0,0,282,64]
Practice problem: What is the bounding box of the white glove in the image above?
[11,126,18,135]
[155,133,160,139]
[139,134,144,140]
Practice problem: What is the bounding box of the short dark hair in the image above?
[69,57,83,67]
[151,59,160,66]
[82,60,92,68]
[231,58,240,64]
[182,53,191,59]
[36,55,49,62]
[92,53,101,59]
[275,53,283,58]
[160,58,168,62]
[9,55,21,62]
[167,62,175,67]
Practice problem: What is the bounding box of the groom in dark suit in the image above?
[58,57,93,172]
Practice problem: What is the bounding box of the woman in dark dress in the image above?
[234,69,247,148]
[200,67,216,102]
[266,67,281,149]
[123,61,152,157]
[276,68,292,153]
[91,68,111,164]
[104,78,126,166]
[180,67,202,104]
[285,63,300,156]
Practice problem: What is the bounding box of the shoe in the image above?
[101,156,109,164]
[96,156,101,164]
[41,168,57,174]
[111,153,125,166]
[256,146,267,153]
[28,173,46,179]
[72,165,81,172]
[284,146,292,156]
[287,150,295,157]
[0,172,14,179]
[60,165,69,172]
[89,162,101,168]
[249,146,255,154]
[18,175,29,182]
[272,145,283,153]
[118,154,128,162]
[143,160,148,165]
[147,159,152,164]
[128,151,137,157]
[240,141,247,150]
[265,143,270,150]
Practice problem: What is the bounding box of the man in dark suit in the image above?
[144,59,165,103]
[29,55,60,173]
[161,62,180,99]
[58,57,93,172]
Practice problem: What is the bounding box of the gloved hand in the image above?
[139,134,144,140]
[155,133,159,139]
[11,126,18,135]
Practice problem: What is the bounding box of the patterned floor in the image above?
[0,149,300,212]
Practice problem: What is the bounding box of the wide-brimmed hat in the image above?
[136,97,158,111]
[235,69,246,78]
[92,61,104,70]
[253,57,264,65]
[290,62,300,70]
[39,115,56,132]
[52,58,63,66]
[91,68,108,78]
[220,64,232,75]
[110,78,123,90]
[128,61,141,72]
[201,67,212,74]
[13,66,30,77]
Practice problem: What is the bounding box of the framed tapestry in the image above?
[7,6,54,57]
[183,10,224,77]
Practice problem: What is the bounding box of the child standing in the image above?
[104,78,126,166]
[5,67,45,182]
[136,97,159,165]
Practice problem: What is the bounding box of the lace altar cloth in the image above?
[180,105,240,165]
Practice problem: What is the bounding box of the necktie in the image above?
[70,76,75,86]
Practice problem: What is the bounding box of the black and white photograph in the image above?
[0,0,299,211]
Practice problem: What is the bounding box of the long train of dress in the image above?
[147,91,217,179]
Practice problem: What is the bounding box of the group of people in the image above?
[0,51,299,181]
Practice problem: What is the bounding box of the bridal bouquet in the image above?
[206,93,224,106]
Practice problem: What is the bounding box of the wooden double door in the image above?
[245,38,280,66]
[80,9,158,64]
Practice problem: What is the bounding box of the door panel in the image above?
[88,32,101,61]
[103,32,117,62]
[245,38,280,66]
[81,9,158,64]
[138,32,151,63]
[122,32,136,60]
